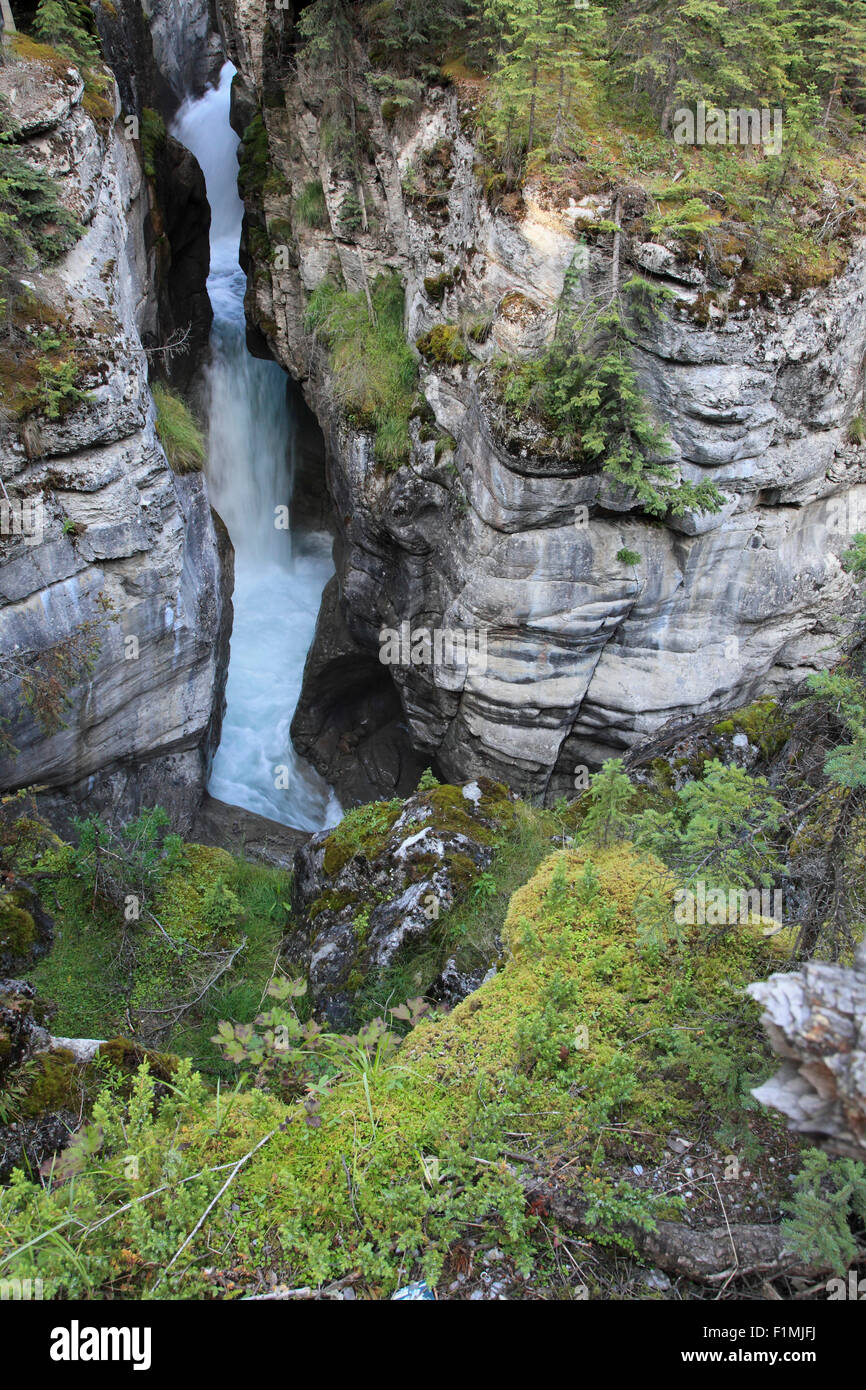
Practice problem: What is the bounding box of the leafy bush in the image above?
[304,272,417,468]
[152,382,206,473]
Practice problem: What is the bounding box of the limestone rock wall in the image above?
[222,4,866,804]
[0,49,230,832]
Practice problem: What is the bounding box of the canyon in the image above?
[1,0,865,832]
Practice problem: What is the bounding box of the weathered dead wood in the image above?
[748,943,866,1161]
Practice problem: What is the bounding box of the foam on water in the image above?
[172,64,340,830]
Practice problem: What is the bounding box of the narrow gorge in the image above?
[1,0,865,1322]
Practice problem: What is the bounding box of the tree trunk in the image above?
[0,0,16,34]
[611,193,622,292]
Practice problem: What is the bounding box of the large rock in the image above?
[287,778,515,1026]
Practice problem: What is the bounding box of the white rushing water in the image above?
[173,64,341,830]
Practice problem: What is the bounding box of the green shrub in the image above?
[35,345,91,418]
[496,277,725,519]
[0,101,81,266]
[152,382,206,473]
[304,272,417,469]
[32,0,100,66]
[783,1149,866,1275]
[616,548,641,568]
[338,190,364,234]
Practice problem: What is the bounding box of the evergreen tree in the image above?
[33,0,100,67]
[608,0,798,130]
[581,758,634,847]
[0,100,80,265]
[786,0,866,126]
[483,0,603,167]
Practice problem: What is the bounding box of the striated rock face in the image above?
[95,0,223,115]
[222,6,866,804]
[0,52,230,832]
[93,0,217,389]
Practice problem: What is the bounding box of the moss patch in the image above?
[0,841,794,1296]
[322,800,404,876]
[713,698,793,761]
[416,323,469,365]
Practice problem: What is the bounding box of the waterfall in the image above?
[172,64,341,831]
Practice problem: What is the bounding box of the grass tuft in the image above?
[152,382,206,474]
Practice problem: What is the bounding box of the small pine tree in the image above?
[33,0,100,66]
[783,1149,866,1275]
[0,101,80,265]
[581,759,634,848]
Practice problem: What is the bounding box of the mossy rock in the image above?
[292,780,517,1023]
[416,323,468,365]
[97,1038,178,1086]
[17,1047,81,1118]
[712,697,793,761]
[0,881,53,973]
[423,271,454,304]
[0,901,35,960]
[308,889,355,920]
[321,800,404,877]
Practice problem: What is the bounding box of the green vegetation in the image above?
[32,0,100,67]
[321,798,404,875]
[496,276,724,517]
[416,322,469,365]
[237,113,270,200]
[783,1149,866,1275]
[304,271,418,468]
[27,809,292,1072]
[0,840,792,1297]
[140,108,167,180]
[0,100,81,268]
[294,179,329,229]
[152,382,206,473]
